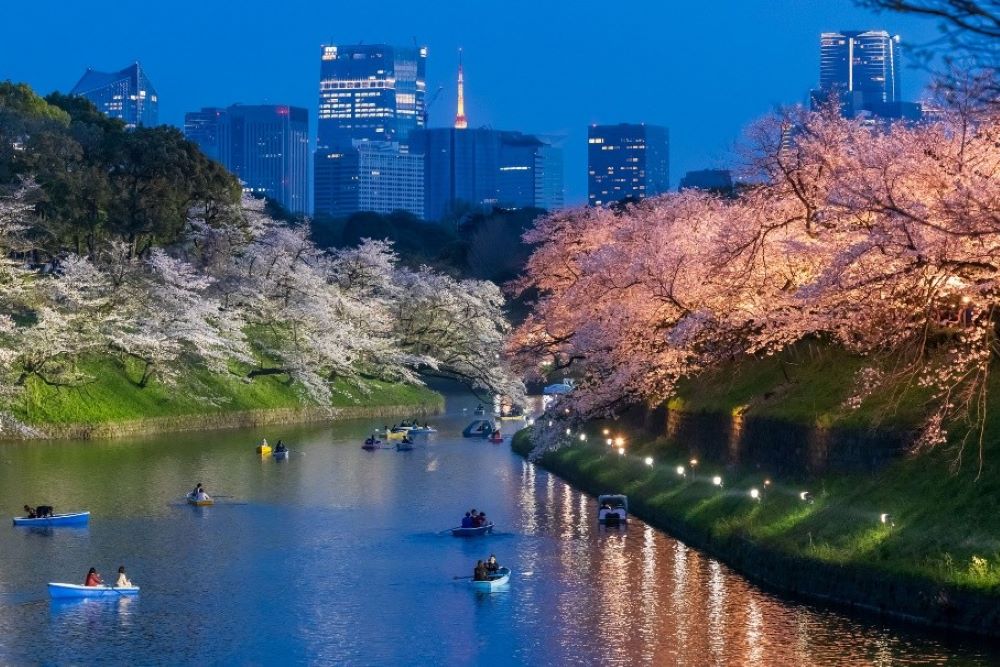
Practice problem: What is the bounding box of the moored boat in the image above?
[48,582,140,599]
[13,511,90,527]
[598,494,628,525]
[451,522,494,537]
[471,567,510,591]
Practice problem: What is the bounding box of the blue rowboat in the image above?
[48,583,139,599]
[462,420,495,438]
[13,512,90,527]
[396,441,414,451]
[451,522,494,537]
[472,567,510,591]
[407,427,436,434]
[272,450,289,460]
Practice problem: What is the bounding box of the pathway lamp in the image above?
[799,491,813,503]
[880,513,894,528]
[603,428,610,436]
[676,466,685,477]
[689,458,698,467]
[565,428,572,436]
[606,438,613,446]
[614,437,625,447]
[579,433,587,442]
[617,447,626,456]
[749,488,760,501]
[712,476,723,487]
[644,456,654,467]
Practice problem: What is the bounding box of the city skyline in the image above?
[2,1,939,205]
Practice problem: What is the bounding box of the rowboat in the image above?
[48,583,140,599]
[396,441,414,451]
[385,429,409,441]
[598,494,628,525]
[13,511,90,527]
[451,522,494,537]
[472,567,510,591]
[462,420,495,438]
[187,493,214,507]
[256,443,272,456]
[407,426,436,434]
[272,450,289,460]
[362,439,382,451]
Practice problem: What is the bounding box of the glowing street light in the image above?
[602,428,610,436]
[614,437,625,447]
[578,433,587,442]
[689,458,698,467]
[606,438,613,446]
[712,476,723,487]
[763,479,772,487]
[565,428,572,436]
[749,488,760,500]
[617,447,626,456]
[676,466,685,476]
[800,491,813,503]
[880,513,894,528]
[644,456,654,466]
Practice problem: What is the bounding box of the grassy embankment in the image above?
[514,345,1000,630]
[10,356,442,435]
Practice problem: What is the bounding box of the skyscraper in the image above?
[314,141,424,219]
[587,124,669,207]
[315,43,427,216]
[184,104,310,214]
[316,43,427,150]
[813,30,920,120]
[411,128,563,221]
[69,62,159,128]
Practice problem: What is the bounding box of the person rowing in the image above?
[191,484,211,502]
[275,440,287,453]
[84,567,103,587]
[473,560,487,581]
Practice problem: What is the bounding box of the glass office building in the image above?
[184,104,310,214]
[411,128,564,222]
[316,43,427,150]
[69,62,159,128]
[812,30,920,121]
[587,123,669,206]
[314,141,424,219]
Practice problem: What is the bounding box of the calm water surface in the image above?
[0,394,995,665]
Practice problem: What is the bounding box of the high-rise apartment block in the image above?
[184,104,309,214]
[69,62,159,128]
[587,123,669,206]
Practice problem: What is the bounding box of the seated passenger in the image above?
[115,566,132,588]
[461,512,473,528]
[473,560,487,581]
[84,568,102,587]
[486,555,499,573]
[36,505,53,518]
[23,505,36,519]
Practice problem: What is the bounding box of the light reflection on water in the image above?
[0,396,993,665]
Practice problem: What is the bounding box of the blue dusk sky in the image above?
[2,1,941,206]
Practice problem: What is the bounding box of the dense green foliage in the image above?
[0,82,240,257]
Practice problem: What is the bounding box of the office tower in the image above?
[314,141,424,219]
[316,43,427,150]
[184,104,309,214]
[411,128,563,221]
[315,43,427,216]
[183,107,225,161]
[587,123,669,207]
[69,62,159,128]
[813,30,921,121]
[679,169,734,193]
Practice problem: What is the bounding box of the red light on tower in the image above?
[276,106,290,116]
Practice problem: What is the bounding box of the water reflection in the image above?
[0,403,993,665]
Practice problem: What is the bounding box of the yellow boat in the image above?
[385,429,408,441]
[256,440,272,455]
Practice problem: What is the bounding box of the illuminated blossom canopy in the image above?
[509,99,1000,456]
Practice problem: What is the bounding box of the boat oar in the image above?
[438,526,463,535]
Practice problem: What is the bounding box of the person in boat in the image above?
[461,512,473,528]
[473,560,487,581]
[485,555,499,574]
[196,488,212,502]
[474,512,488,528]
[275,441,287,453]
[115,566,132,588]
[193,483,204,497]
[22,505,36,519]
[36,505,53,518]
[402,435,413,444]
[492,430,501,439]
[84,568,103,587]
